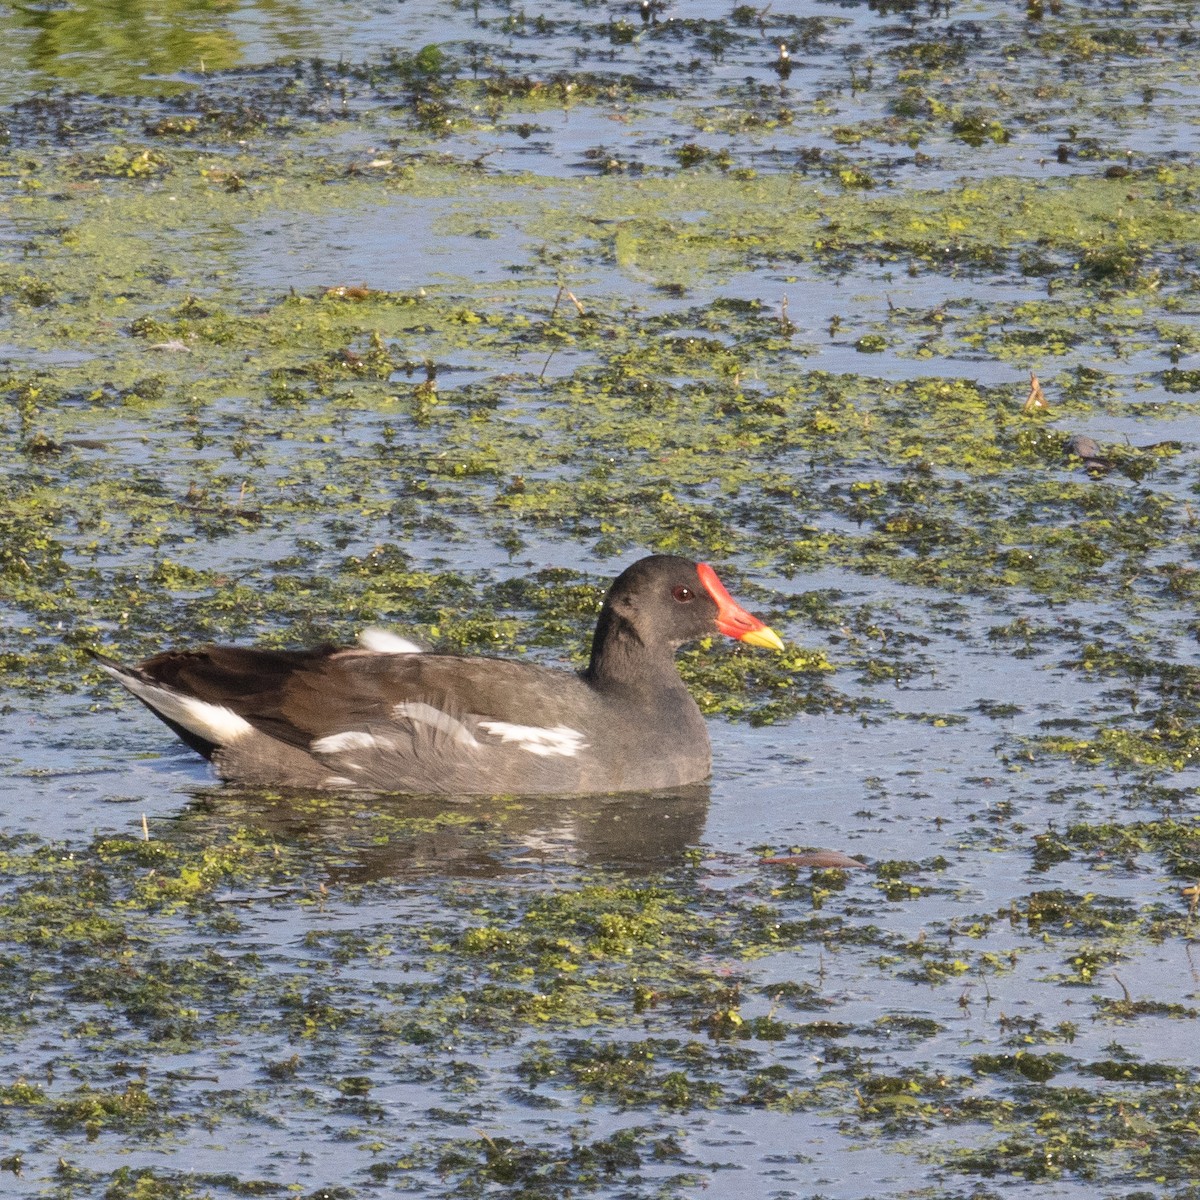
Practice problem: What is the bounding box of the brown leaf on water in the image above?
[760,850,867,869]
[1023,371,1049,413]
[325,285,375,300]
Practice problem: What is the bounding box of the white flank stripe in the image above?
[103,666,254,745]
[311,730,390,755]
[393,701,479,746]
[478,721,588,758]
[358,628,423,655]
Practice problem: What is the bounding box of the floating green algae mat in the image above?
[2,0,1200,1196]
[1,811,1199,1196]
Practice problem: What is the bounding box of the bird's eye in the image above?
[672,585,694,603]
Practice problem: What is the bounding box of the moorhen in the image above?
[93,555,784,794]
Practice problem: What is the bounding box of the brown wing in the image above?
[137,645,589,751]
[279,651,589,742]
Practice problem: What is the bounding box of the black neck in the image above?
[584,605,680,694]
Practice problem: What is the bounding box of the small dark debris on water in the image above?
[1063,433,1110,475]
[1063,434,1184,479]
[23,433,63,456]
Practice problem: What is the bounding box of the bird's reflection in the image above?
[171,782,711,882]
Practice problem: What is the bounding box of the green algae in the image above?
[3,3,1200,1196]
[4,820,1197,1193]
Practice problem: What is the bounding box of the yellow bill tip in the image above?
[739,625,785,652]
